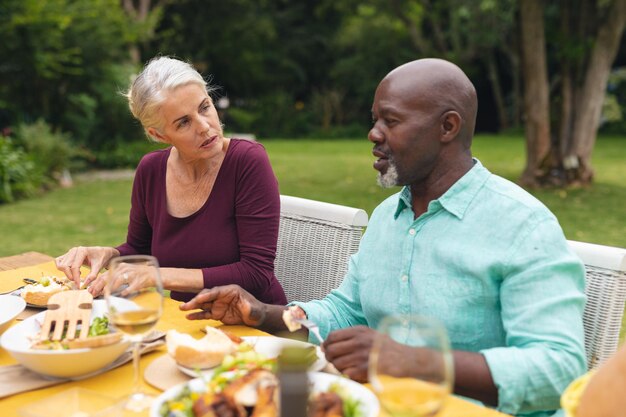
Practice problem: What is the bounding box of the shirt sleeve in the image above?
[480,216,587,415]
[291,245,369,345]
[200,143,282,301]
[116,156,152,256]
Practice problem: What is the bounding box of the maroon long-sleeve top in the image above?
[116,139,287,305]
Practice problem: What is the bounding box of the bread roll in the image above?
[167,326,237,369]
[21,276,72,306]
[282,306,303,332]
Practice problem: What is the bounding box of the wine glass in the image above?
[104,255,163,413]
[369,315,454,417]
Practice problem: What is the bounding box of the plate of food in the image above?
[151,369,379,417]
[166,328,327,378]
[0,298,131,379]
[18,275,78,309]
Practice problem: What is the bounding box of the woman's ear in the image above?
[440,111,462,143]
[147,127,168,143]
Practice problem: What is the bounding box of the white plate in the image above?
[0,294,26,335]
[0,299,131,379]
[176,335,327,377]
[151,371,379,417]
[2,290,47,309]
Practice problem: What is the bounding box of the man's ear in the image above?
[440,111,462,143]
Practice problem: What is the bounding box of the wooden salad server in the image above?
[39,290,93,341]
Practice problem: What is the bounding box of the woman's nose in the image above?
[197,116,211,134]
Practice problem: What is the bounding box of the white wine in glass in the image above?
[104,255,163,413]
[369,315,454,417]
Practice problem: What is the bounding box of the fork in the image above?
[0,286,24,296]
[292,317,324,344]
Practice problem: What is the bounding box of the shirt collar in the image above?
[393,158,491,220]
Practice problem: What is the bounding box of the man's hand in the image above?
[322,326,378,382]
[180,285,268,327]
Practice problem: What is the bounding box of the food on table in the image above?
[159,344,363,417]
[282,305,303,332]
[309,391,344,417]
[194,368,279,416]
[21,275,76,306]
[30,316,120,350]
[167,326,239,369]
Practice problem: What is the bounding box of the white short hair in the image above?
[125,56,212,141]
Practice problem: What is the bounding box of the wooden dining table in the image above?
[0,252,511,417]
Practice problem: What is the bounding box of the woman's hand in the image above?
[55,246,119,289]
[87,262,155,298]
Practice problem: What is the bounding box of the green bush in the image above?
[227,92,316,138]
[14,120,90,186]
[93,140,167,169]
[600,68,626,135]
[0,138,42,203]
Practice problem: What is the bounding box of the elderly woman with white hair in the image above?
[55,56,287,305]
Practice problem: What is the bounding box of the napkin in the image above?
[0,331,165,398]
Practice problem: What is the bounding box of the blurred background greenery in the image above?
[0,0,624,246]
[0,134,624,257]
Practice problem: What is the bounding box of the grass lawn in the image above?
[1,134,624,337]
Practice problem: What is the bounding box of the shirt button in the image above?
[409,229,416,235]
[402,319,409,327]
[401,275,408,282]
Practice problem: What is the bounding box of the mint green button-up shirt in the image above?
[296,160,586,417]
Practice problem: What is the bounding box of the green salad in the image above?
[159,342,364,417]
[33,316,111,350]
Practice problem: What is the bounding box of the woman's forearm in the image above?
[160,267,205,292]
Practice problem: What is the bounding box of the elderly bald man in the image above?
[180,59,586,417]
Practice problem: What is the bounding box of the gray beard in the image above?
[377,159,399,188]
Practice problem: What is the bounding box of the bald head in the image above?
[382,58,478,145]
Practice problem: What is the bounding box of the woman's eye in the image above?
[200,104,211,113]
[176,119,189,129]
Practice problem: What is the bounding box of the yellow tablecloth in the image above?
[0,259,510,417]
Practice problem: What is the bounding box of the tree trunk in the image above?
[486,52,509,131]
[504,38,522,128]
[122,0,166,65]
[558,4,575,163]
[519,0,551,187]
[567,0,626,183]
[388,0,430,54]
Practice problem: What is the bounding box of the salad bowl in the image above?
[0,299,130,379]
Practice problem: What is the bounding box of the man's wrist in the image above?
[257,304,289,333]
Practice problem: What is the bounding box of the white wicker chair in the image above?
[568,240,626,369]
[275,195,369,303]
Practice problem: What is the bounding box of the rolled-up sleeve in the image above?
[481,217,587,415]
[292,252,368,344]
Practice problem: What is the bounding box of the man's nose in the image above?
[368,125,383,143]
